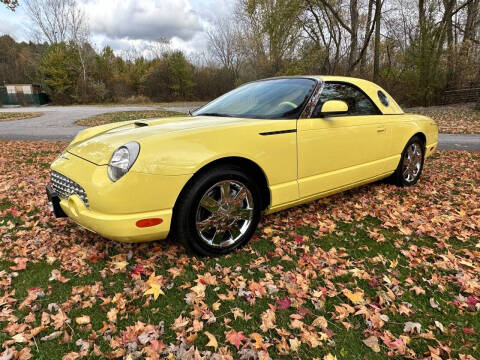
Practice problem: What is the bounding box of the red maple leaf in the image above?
[467,296,479,307]
[295,235,305,244]
[131,264,146,276]
[276,296,291,310]
[225,330,246,350]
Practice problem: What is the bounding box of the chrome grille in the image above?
[50,170,89,207]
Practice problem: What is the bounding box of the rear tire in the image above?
[391,135,425,187]
[173,165,261,256]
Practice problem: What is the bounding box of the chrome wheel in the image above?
[195,180,254,248]
[402,143,423,182]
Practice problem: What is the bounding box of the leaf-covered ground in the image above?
[408,103,480,134]
[0,112,43,122]
[0,141,479,360]
[75,110,184,127]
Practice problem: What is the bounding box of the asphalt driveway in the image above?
[0,105,478,151]
[0,105,156,141]
[437,133,480,151]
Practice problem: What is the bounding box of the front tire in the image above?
[173,165,262,256]
[391,135,425,186]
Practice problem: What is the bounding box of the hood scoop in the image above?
[134,121,149,127]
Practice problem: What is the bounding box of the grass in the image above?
[0,112,43,122]
[0,142,478,359]
[75,109,185,127]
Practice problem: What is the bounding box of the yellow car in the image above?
[47,76,438,255]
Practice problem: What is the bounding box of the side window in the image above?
[312,82,379,117]
[378,90,389,106]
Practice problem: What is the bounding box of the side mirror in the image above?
[320,100,349,116]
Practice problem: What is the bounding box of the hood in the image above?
[68,116,249,165]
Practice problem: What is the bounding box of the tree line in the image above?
[1,0,479,106]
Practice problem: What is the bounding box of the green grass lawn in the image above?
[75,110,185,127]
[0,141,479,359]
[0,112,43,122]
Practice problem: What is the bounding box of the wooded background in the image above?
[1,0,479,106]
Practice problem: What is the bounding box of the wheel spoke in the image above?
[220,182,232,202]
[415,152,422,163]
[196,216,217,233]
[232,186,248,206]
[407,147,414,159]
[199,195,220,213]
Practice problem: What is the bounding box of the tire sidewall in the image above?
[176,167,261,256]
[397,136,425,186]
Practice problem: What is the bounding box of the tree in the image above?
[1,0,18,11]
[166,51,195,99]
[207,17,243,82]
[142,51,194,101]
[373,0,383,82]
[315,0,361,74]
[23,0,88,45]
[463,0,479,42]
[39,42,80,103]
[239,0,302,76]
[298,0,343,74]
[302,0,378,75]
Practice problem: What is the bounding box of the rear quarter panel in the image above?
[387,113,438,171]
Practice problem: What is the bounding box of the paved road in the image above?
[437,134,480,152]
[0,106,479,151]
[0,105,156,141]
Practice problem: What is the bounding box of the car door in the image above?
[297,82,391,198]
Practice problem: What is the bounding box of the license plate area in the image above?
[46,184,67,218]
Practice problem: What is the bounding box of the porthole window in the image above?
[378,90,389,107]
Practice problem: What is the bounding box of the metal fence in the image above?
[442,87,480,104]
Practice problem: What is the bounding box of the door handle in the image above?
[377,127,386,133]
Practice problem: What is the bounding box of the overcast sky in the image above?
[0,0,236,57]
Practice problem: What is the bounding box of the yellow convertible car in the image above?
[47,76,438,255]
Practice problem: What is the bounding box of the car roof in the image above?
[263,75,404,115]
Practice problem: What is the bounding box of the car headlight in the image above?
[107,142,140,182]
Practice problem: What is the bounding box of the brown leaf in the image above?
[363,336,380,353]
[75,315,90,325]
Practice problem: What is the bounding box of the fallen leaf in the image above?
[75,315,90,325]
[344,289,365,304]
[225,329,246,350]
[204,331,218,350]
[434,321,444,333]
[429,298,440,309]
[275,296,291,310]
[362,336,380,353]
[404,321,422,334]
[144,283,165,300]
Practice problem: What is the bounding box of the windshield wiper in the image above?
[196,112,234,117]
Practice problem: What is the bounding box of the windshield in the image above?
[193,78,317,119]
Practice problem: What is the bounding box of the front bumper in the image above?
[48,152,190,243]
[426,141,437,157]
[57,193,172,242]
